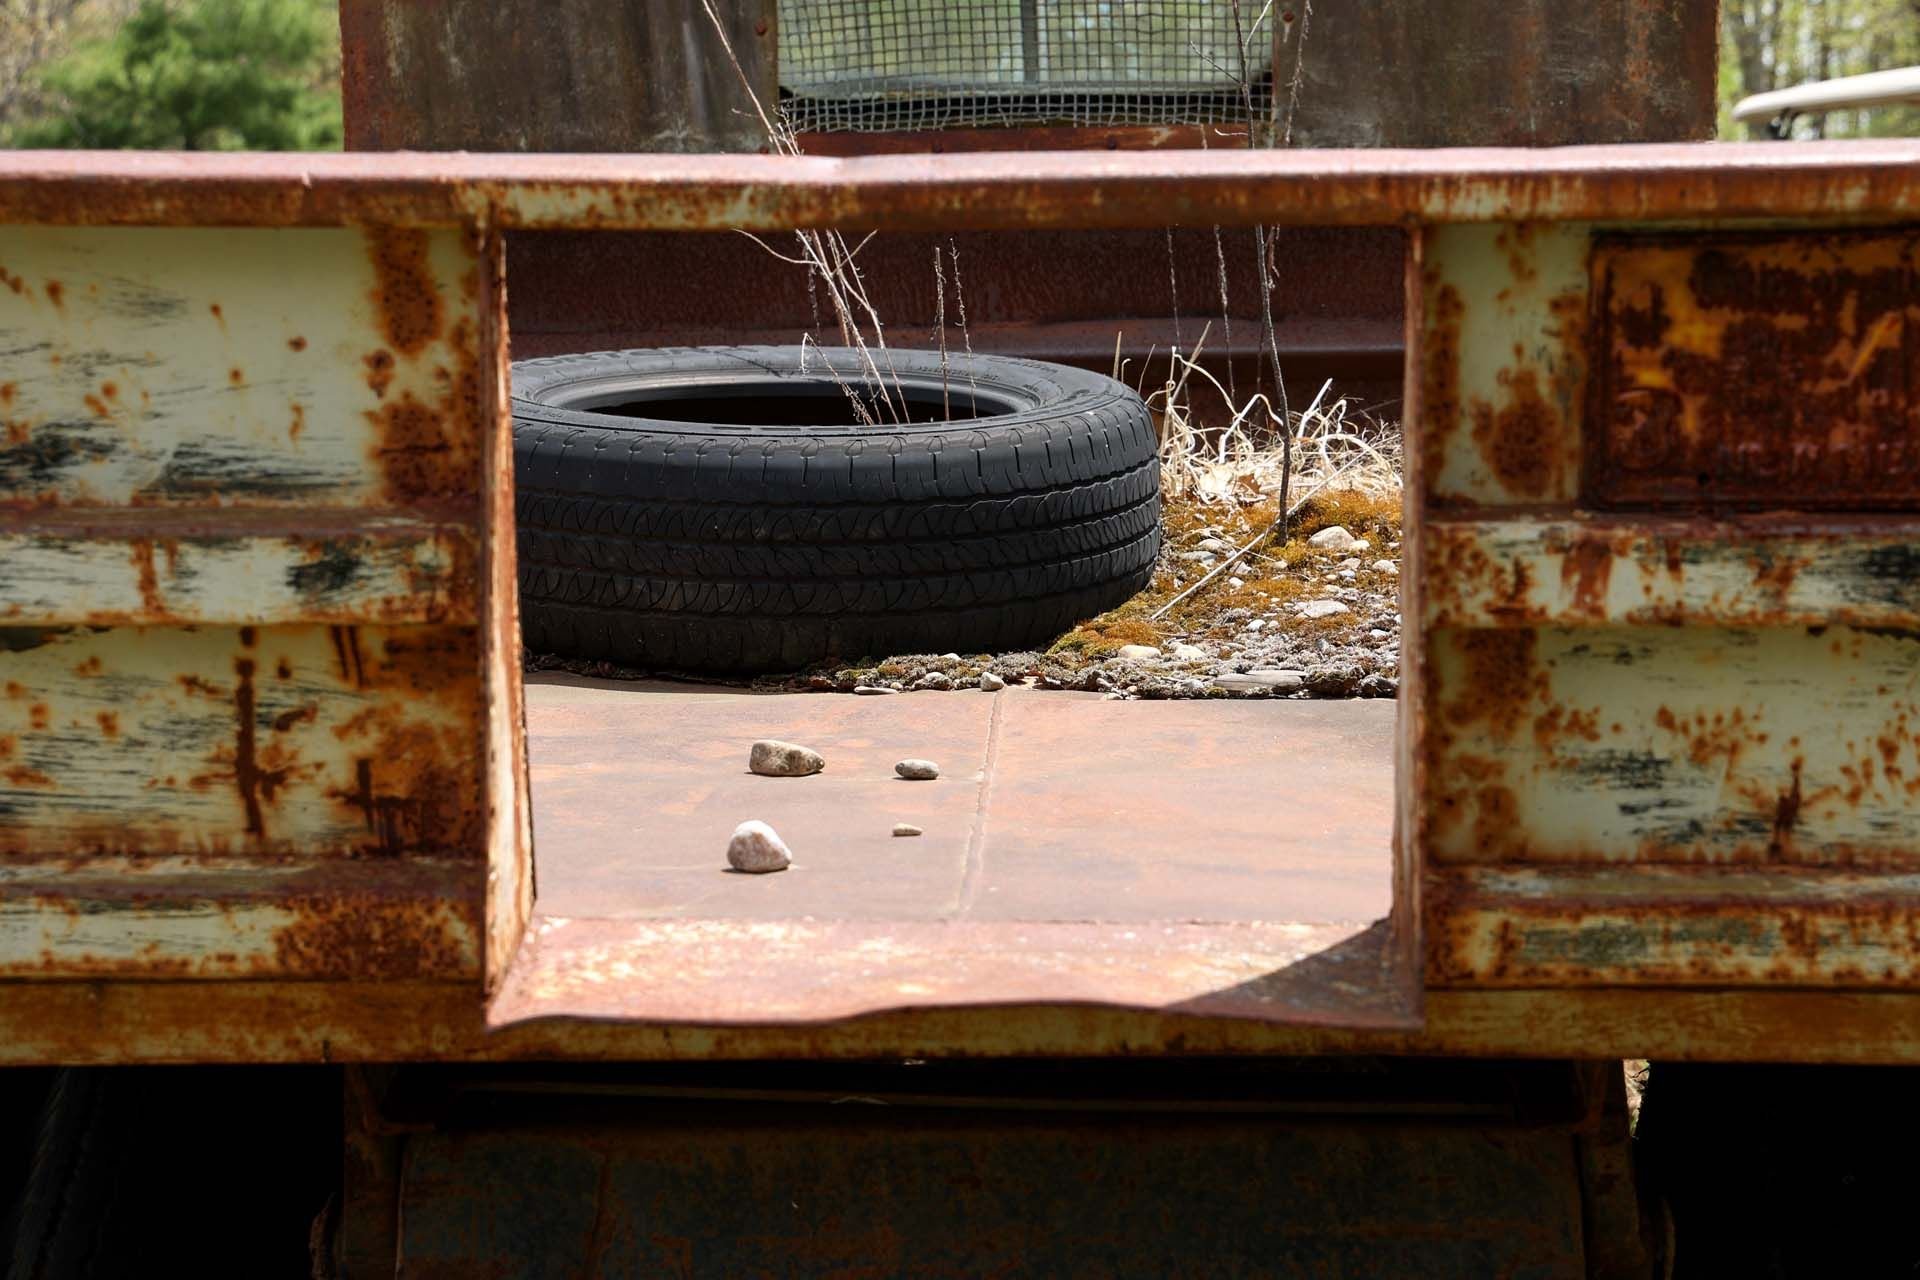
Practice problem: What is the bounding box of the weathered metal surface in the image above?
[391,1103,1587,1277]
[1419,221,1590,505]
[0,225,485,508]
[1288,1,1716,148]
[0,623,483,858]
[6,144,1920,232]
[1424,622,1920,869]
[0,520,477,625]
[1426,518,1920,630]
[338,0,779,154]
[1591,229,1920,509]
[1429,866,1920,987]
[0,858,478,979]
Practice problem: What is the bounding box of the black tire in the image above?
[511,346,1161,673]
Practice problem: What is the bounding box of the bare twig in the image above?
[933,245,950,419]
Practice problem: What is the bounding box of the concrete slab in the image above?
[509,676,1410,1028]
[525,675,1394,927]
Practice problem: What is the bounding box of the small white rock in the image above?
[892,823,923,837]
[1214,669,1306,692]
[1171,643,1208,660]
[1307,526,1360,551]
[913,671,954,691]
[940,653,960,661]
[1353,539,1372,552]
[1116,644,1161,660]
[727,820,792,873]
[1300,599,1351,619]
[1197,537,1229,553]
[1372,560,1398,575]
[1336,557,1360,570]
[852,685,897,695]
[895,759,940,780]
[1228,576,1246,588]
[979,672,1007,691]
[1246,619,1265,632]
[1369,628,1391,639]
[749,739,825,777]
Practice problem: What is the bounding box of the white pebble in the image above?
[1228,576,1246,588]
[892,823,923,837]
[895,759,940,780]
[1372,560,1398,575]
[727,820,791,873]
[748,739,825,777]
[852,685,897,695]
[1300,599,1351,619]
[1246,620,1265,632]
[979,671,1007,691]
[1307,526,1360,551]
[1116,644,1161,660]
[1171,643,1208,660]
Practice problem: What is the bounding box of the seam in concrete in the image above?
[955,688,1007,919]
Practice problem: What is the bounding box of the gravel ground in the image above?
[524,486,1404,700]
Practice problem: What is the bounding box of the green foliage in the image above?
[5,0,341,149]
[1720,0,1920,139]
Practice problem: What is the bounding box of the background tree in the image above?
[1721,0,1920,137]
[3,0,341,149]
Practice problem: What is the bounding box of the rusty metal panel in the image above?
[1590,229,1920,509]
[0,522,476,626]
[1424,624,1920,868]
[1428,866,1920,987]
[1420,222,1591,505]
[1288,2,1717,148]
[0,858,478,979]
[0,623,484,858]
[339,0,778,154]
[1426,519,1920,630]
[0,226,487,509]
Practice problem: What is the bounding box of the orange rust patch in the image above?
[369,389,478,505]
[288,402,305,442]
[269,895,471,980]
[1421,280,1464,492]
[101,381,117,400]
[0,266,26,296]
[83,393,110,419]
[1447,630,1539,740]
[287,336,308,352]
[27,704,48,730]
[130,539,162,615]
[1560,534,1615,617]
[96,711,119,738]
[363,350,395,399]
[229,367,244,386]
[209,303,224,324]
[0,735,12,759]
[272,704,318,733]
[366,226,444,356]
[1470,784,1523,859]
[42,280,63,309]
[3,765,55,788]
[2,382,17,406]
[1470,368,1564,499]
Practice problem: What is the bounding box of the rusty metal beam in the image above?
[4,143,1920,232]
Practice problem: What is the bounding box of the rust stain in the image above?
[96,710,119,738]
[289,402,305,442]
[1447,630,1539,740]
[288,336,308,352]
[42,279,63,309]
[209,302,224,325]
[366,226,444,356]
[269,894,471,980]
[3,765,55,788]
[1470,368,1563,499]
[229,367,245,386]
[363,349,395,398]
[70,658,100,679]
[230,655,293,840]
[0,265,27,296]
[130,539,162,615]
[83,393,111,419]
[272,703,318,733]
[1559,534,1615,617]
[1421,280,1464,492]
[28,704,48,730]
[1593,229,1920,509]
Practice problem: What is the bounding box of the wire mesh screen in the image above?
[777,1,1275,133]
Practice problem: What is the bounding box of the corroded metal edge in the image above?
[2,142,1920,230]
[8,982,1920,1065]
[485,918,1416,1031]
